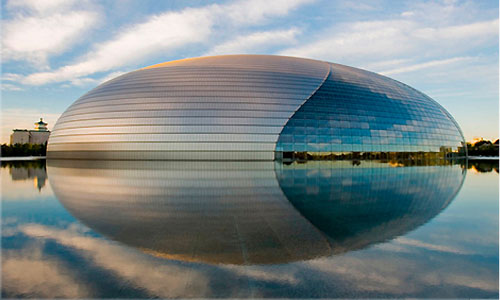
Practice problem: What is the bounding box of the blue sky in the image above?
[1,0,498,143]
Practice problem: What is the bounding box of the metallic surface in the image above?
[47,55,465,160]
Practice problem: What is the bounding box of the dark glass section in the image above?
[276,64,466,160]
[275,160,465,253]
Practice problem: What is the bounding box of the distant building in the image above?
[10,118,50,145]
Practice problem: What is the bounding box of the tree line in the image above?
[466,139,499,157]
[1,143,47,157]
[0,139,498,157]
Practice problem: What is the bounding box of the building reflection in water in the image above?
[47,159,466,265]
[3,160,47,191]
[275,160,466,255]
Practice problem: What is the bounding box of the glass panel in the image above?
[276,65,466,160]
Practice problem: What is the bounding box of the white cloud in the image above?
[56,71,130,88]
[361,58,412,70]
[280,19,498,63]
[223,0,314,25]
[2,73,24,82]
[67,77,99,87]
[2,1,100,67]
[22,6,213,85]
[1,83,24,91]
[278,0,497,71]
[205,28,301,56]
[17,0,313,86]
[340,1,378,11]
[97,71,128,84]
[6,0,80,14]
[282,20,413,61]
[379,56,473,75]
[412,19,499,45]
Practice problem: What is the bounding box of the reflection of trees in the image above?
[1,160,45,169]
[278,151,466,162]
[280,151,464,167]
[466,160,499,173]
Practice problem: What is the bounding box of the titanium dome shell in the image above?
[47,55,466,160]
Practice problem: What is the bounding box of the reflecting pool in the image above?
[1,159,498,298]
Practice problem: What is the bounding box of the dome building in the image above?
[47,55,466,160]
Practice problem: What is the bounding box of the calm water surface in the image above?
[1,159,498,298]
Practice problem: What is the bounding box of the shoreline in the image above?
[467,156,499,160]
[0,156,497,161]
[0,156,46,161]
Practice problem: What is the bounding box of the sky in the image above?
[1,0,498,144]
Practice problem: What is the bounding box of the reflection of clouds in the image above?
[223,265,298,285]
[5,160,496,297]
[2,242,90,298]
[420,272,498,291]
[2,227,20,237]
[2,217,18,226]
[2,217,20,237]
[373,242,412,253]
[420,225,499,257]
[4,220,498,298]
[305,255,417,294]
[225,231,498,297]
[18,223,211,298]
[303,249,499,295]
[394,237,471,255]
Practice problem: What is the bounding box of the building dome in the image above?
[47,55,466,160]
